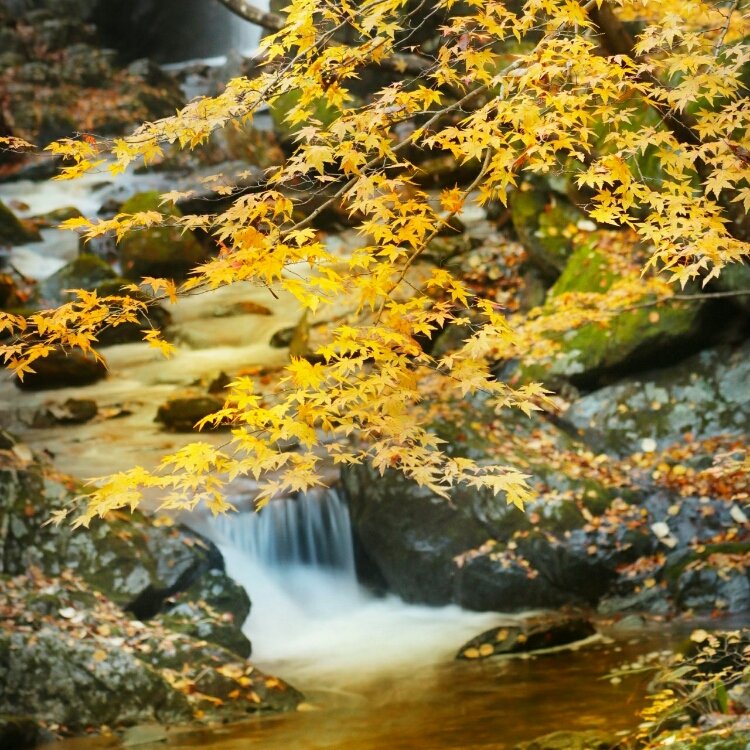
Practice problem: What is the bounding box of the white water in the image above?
[204,491,507,688]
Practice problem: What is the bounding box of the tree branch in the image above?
[588,1,701,148]
[215,0,433,76]
[216,0,285,32]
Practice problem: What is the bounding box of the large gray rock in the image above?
[565,341,750,456]
[0,628,189,730]
[0,435,230,620]
[342,403,649,611]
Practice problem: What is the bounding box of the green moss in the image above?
[269,89,343,143]
[510,190,584,280]
[519,240,703,382]
[551,245,616,295]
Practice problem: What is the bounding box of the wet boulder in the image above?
[0,570,301,734]
[31,397,98,427]
[156,569,252,658]
[13,348,108,390]
[0,200,40,246]
[457,613,596,660]
[155,395,226,432]
[117,191,208,280]
[38,253,117,305]
[565,341,750,456]
[343,464,491,605]
[29,206,84,229]
[342,399,650,611]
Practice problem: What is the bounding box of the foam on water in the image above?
[207,491,504,687]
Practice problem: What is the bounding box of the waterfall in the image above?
[205,489,503,686]
[215,489,357,574]
[211,490,363,616]
[95,0,270,65]
[226,4,265,56]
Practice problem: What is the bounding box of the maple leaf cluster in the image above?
[2,0,750,522]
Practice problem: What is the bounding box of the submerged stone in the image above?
[457,614,596,660]
[155,395,226,432]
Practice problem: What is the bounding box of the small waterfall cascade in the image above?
[207,489,503,685]
[226,5,265,56]
[214,489,357,575]
[210,489,365,622]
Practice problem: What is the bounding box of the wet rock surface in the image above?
[155,394,226,433]
[343,381,749,618]
[13,349,108,390]
[457,613,596,660]
[0,432,301,737]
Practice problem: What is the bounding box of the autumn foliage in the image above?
[1,0,749,523]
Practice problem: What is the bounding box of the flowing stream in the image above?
[1,95,685,750]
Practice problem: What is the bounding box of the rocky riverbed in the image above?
[0,1,749,748]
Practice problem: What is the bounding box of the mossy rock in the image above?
[38,253,117,304]
[269,89,342,146]
[0,628,190,730]
[31,205,84,228]
[520,240,704,386]
[156,569,252,658]
[118,191,208,280]
[0,459,221,615]
[509,190,584,281]
[0,201,40,246]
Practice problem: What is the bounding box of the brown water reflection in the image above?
[47,631,680,750]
